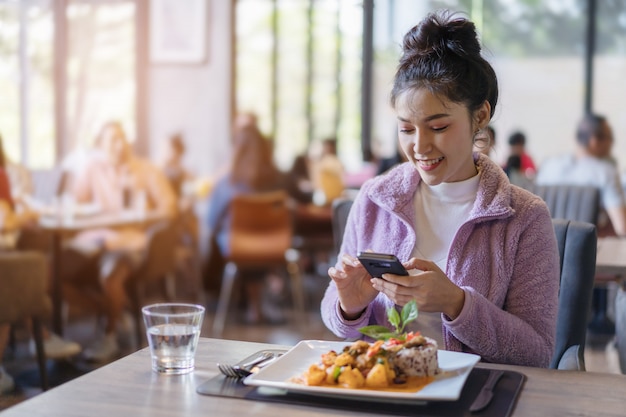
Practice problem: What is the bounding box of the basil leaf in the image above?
[400,300,418,333]
[387,306,401,332]
[358,325,394,340]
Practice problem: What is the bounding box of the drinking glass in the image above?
[142,303,205,374]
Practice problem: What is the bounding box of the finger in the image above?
[340,254,360,268]
[405,257,439,272]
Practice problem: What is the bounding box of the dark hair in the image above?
[508,131,526,146]
[95,120,127,147]
[576,113,607,147]
[230,123,281,190]
[390,11,498,119]
[170,134,186,154]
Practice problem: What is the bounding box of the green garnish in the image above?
[358,299,419,341]
[332,366,342,380]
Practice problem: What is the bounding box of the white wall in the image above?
[147,0,232,179]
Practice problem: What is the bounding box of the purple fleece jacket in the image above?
[321,154,559,367]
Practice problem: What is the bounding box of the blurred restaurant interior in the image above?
[1,0,626,408]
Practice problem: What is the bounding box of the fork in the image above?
[217,352,275,378]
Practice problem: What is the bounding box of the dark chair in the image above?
[551,219,597,370]
[330,197,597,371]
[211,191,305,337]
[331,197,354,256]
[0,251,51,390]
[530,184,600,225]
[125,220,179,346]
[530,184,612,337]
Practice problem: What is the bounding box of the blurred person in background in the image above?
[1,134,81,389]
[507,131,536,179]
[309,137,345,206]
[536,113,626,337]
[206,115,288,324]
[504,154,533,190]
[536,114,626,237]
[62,121,177,362]
[158,132,203,300]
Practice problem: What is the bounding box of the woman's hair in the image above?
[390,10,498,118]
[229,123,281,190]
[576,113,607,147]
[95,120,127,148]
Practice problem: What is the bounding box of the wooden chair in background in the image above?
[0,251,51,390]
[211,191,305,337]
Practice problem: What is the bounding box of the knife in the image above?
[469,370,505,413]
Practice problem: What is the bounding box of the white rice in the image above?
[391,337,439,377]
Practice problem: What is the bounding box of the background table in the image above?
[1,338,625,417]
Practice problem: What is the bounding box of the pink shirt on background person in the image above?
[72,155,177,218]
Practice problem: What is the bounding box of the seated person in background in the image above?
[65,121,177,361]
[207,116,288,324]
[536,114,626,237]
[0,134,81,364]
[309,137,345,206]
[286,153,314,204]
[504,154,534,190]
[158,133,202,299]
[322,11,559,367]
[507,131,536,179]
[472,125,496,158]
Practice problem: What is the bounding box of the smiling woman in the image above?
[321,10,560,369]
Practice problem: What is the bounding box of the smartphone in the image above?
[357,252,409,278]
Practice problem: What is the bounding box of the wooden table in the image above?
[596,237,626,280]
[37,210,165,334]
[1,338,625,417]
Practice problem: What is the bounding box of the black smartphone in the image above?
[357,252,409,278]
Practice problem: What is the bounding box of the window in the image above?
[235,0,362,171]
[0,0,137,169]
[0,0,54,168]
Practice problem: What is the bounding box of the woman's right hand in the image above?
[328,254,379,320]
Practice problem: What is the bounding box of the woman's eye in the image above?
[432,126,448,132]
[399,128,414,134]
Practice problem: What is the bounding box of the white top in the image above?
[536,154,626,230]
[536,154,625,210]
[410,173,480,346]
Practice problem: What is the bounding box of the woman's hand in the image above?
[328,254,379,320]
[370,258,465,319]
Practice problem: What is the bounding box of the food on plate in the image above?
[294,301,440,391]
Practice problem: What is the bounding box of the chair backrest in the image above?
[331,197,354,256]
[0,251,51,323]
[550,218,597,370]
[228,190,293,264]
[138,220,179,280]
[531,184,600,225]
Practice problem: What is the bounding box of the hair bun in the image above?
[402,11,480,60]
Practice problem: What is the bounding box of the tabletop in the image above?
[596,236,626,280]
[1,338,625,417]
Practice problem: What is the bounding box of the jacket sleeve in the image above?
[444,198,559,367]
[320,184,395,339]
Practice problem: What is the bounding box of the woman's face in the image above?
[395,88,490,185]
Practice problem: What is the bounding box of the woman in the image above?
[207,115,287,324]
[321,11,559,367]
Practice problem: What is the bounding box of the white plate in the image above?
[244,340,480,402]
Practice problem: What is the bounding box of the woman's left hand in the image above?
[370,257,465,319]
